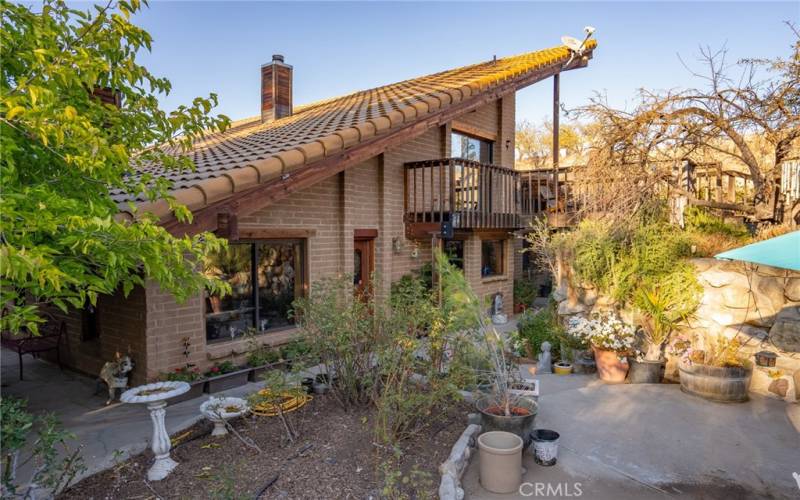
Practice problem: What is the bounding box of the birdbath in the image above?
[120,381,190,481]
[200,397,249,436]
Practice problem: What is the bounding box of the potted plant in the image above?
[630,275,699,383]
[204,360,251,393]
[567,312,635,383]
[671,335,753,403]
[162,365,206,403]
[243,331,283,381]
[511,307,561,364]
[436,251,537,447]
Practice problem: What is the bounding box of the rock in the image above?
[721,324,768,342]
[769,378,790,398]
[785,278,800,302]
[552,287,567,302]
[722,285,754,309]
[690,258,716,273]
[768,306,800,353]
[595,294,616,307]
[750,366,797,403]
[582,287,598,306]
[699,268,747,288]
[557,300,586,316]
[752,273,786,313]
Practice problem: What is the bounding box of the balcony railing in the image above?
[405,158,520,230]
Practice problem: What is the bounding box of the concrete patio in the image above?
[464,373,800,499]
[4,349,800,499]
[0,348,261,483]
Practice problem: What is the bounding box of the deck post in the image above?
[553,73,560,213]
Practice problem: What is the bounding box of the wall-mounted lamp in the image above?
[505,139,511,150]
[392,237,403,255]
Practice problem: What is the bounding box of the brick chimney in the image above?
[261,54,293,122]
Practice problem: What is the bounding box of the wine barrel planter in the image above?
[678,362,752,403]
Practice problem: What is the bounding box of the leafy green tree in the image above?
[1,0,231,333]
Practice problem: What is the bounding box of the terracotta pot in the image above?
[592,345,629,383]
[478,431,523,494]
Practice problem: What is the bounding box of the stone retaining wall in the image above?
[552,256,800,402]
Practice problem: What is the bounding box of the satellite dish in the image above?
[561,36,583,52]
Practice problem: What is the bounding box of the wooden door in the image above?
[353,236,374,299]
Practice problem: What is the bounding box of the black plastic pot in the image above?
[476,396,538,449]
[627,358,664,384]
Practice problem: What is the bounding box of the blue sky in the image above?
[131,1,798,125]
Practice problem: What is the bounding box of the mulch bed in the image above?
[59,395,467,499]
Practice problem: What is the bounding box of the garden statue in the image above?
[538,341,553,374]
[97,351,134,405]
[491,293,508,325]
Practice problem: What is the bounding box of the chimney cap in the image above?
[272,54,285,63]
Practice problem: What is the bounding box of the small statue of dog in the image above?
[97,352,134,405]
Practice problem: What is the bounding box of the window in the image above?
[451,131,493,163]
[443,239,464,270]
[204,240,304,343]
[81,306,99,342]
[481,240,504,277]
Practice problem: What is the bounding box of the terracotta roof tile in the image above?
[116,41,597,216]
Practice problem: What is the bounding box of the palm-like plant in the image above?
[634,276,697,361]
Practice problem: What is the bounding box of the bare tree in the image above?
[574,23,800,221]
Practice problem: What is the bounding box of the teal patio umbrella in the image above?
[715,230,800,271]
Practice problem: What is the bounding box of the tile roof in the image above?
[121,40,597,218]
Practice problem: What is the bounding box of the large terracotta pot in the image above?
[592,345,629,383]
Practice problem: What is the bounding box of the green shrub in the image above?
[513,279,537,308]
[572,220,620,289]
[246,347,280,367]
[513,307,562,360]
[205,360,236,377]
[1,398,85,497]
[374,272,466,444]
[279,339,312,362]
[293,275,376,408]
[684,206,750,238]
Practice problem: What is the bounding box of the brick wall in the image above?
[464,234,514,316]
[43,286,148,384]
[46,98,520,381]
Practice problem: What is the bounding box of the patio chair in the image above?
[1,314,66,380]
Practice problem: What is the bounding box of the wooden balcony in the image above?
[519,166,584,228]
[404,158,520,237]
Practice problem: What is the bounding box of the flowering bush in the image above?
[567,312,635,353]
[163,365,202,382]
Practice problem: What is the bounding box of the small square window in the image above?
[443,239,464,270]
[481,240,504,277]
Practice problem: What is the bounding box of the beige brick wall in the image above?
[44,286,148,384]
[463,234,514,316]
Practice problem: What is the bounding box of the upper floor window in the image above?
[452,131,493,163]
[204,240,305,343]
